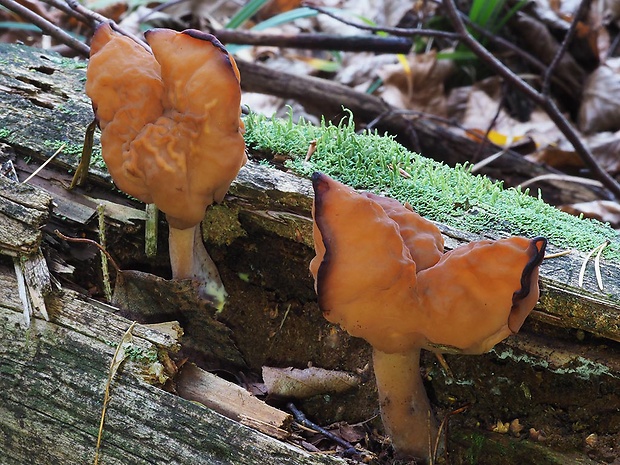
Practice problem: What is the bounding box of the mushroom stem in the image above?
[372,348,437,463]
[168,225,197,280]
[168,224,228,310]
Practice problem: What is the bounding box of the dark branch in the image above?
[287,402,359,458]
[41,0,92,26]
[213,29,412,54]
[64,0,150,52]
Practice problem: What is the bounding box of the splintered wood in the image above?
[176,363,292,440]
[0,175,52,256]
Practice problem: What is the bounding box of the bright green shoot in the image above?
[225,0,270,30]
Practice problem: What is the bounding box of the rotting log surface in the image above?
[0,263,346,465]
[0,174,52,256]
[0,43,619,464]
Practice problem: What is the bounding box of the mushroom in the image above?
[309,172,546,462]
[85,24,246,309]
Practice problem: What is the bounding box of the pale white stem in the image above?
[168,225,196,280]
[373,348,437,463]
[168,224,227,310]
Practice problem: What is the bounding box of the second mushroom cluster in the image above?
[310,172,546,462]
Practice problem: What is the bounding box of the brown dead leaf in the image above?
[560,200,620,227]
[588,131,620,175]
[512,13,584,95]
[335,423,367,443]
[526,145,585,170]
[527,130,620,175]
[262,366,360,399]
[337,53,397,89]
[459,78,512,138]
[603,0,620,26]
[579,58,620,134]
[377,51,453,117]
[459,78,561,150]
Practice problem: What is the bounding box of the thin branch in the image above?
[542,0,592,95]
[302,2,461,40]
[471,91,504,163]
[64,0,150,52]
[0,0,90,56]
[459,14,548,70]
[606,29,620,59]
[40,0,91,25]
[287,402,359,458]
[10,0,152,55]
[366,107,523,157]
[442,0,620,200]
[54,230,121,273]
[64,0,112,27]
[456,13,580,96]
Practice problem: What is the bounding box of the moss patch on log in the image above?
[243,111,620,260]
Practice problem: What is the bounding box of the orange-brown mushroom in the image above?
[86,24,246,309]
[310,172,546,462]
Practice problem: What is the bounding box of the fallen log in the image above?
[0,265,343,465]
[1,41,619,464]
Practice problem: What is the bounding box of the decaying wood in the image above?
[1,42,620,463]
[0,174,52,256]
[0,263,346,465]
[0,170,55,325]
[20,248,54,321]
[176,363,292,440]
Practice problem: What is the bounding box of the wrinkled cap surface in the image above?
[360,192,444,271]
[86,24,247,229]
[310,173,546,354]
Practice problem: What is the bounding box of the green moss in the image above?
[464,432,487,465]
[60,58,87,70]
[243,110,620,260]
[202,204,247,246]
[124,344,159,364]
[44,140,105,170]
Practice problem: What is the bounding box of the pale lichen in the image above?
[492,347,617,380]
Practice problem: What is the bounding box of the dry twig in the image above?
[93,322,136,465]
[302,2,460,40]
[0,0,90,55]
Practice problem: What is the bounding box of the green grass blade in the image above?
[226,0,270,29]
[0,21,42,32]
[494,0,528,32]
[251,7,319,30]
